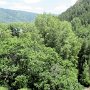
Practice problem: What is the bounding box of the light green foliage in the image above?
[34,60,82,90]
[55,21,81,63]
[35,14,81,66]
[18,88,30,90]
[0,14,86,90]
[0,87,8,90]
[13,75,28,89]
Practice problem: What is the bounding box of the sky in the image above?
[0,0,78,14]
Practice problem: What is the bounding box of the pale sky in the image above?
[0,0,77,14]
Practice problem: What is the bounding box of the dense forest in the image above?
[59,0,90,25]
[0,0,90,90]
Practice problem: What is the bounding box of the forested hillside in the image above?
[0,0,90,90]
[59,0,90,25]
[0,8,37,22]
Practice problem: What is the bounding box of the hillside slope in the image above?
[59,0,90,24]
[0,8,37,22]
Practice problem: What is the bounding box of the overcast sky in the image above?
[0,0,77,14]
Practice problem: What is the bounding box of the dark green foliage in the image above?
[71,18,90,86]
[78,38,90,86]
[0,8,37,23]
[59,0,90,25]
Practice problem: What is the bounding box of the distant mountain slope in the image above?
[59,0,90,24]
[0,8,37,22]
